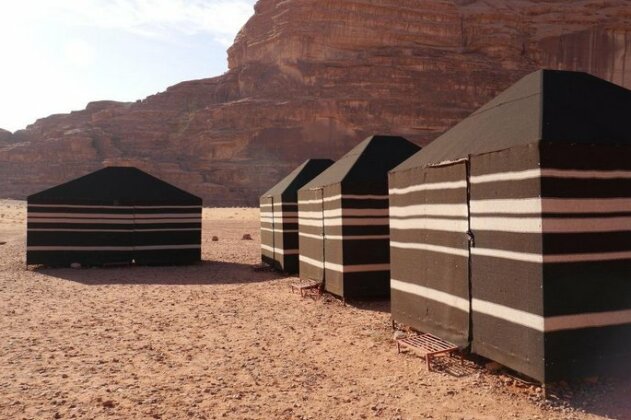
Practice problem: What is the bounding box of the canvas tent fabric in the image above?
[389,69,631,382]
[260,159,334,273]
[298,135,420,299]
[27,166,202,266]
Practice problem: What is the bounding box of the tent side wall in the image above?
[337,186,391,299]
[298,188,325,282]
[469,144,545,382]
[389,163,471,347]
[260,197,276,268]
[539,143,631,382]
[26,203,134,266]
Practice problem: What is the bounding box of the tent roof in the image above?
[394,69,631,171]
[261,159,334,198]
[302,135,421,190]
[28,166,202,205]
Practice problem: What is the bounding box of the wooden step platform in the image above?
[289,279,322,298]
[396,332,459,371]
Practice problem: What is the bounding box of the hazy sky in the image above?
[0,0,256,132]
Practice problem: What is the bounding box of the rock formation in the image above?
[1,0,630,205]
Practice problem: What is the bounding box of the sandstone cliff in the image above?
[1,0,630,205]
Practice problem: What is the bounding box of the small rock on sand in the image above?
[242,234,252,240]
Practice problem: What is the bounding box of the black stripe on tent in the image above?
[472,255,543,315]
[543,231,631,254]
[27,232,132,247]
[473,231,542,254]
[543,260,631,316]
[541,178,631,199]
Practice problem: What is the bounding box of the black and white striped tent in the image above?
[260,159,334,273]
[298,135,420,299]
[389,70,631,382]
[27,167,202,267]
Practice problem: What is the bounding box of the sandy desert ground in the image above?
[0,199,629,419]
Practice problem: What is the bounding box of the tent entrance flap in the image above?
[390,161,472,348]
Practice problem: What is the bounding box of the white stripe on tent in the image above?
[28,218,135,224]
[544,309,631,332]
[299,255,389,273]
[299,218,389,227]
[470,198,541,214]
[260,217,299,223]
[259,211,298,218]
[260,244,299,255]
[391,279,470,312]
[28,228,200,233]
[470,169,541,184]
[29,213,134,219]
[390,218,468,232]
[471,215,631,233]
[542,198,631,213]
[470,216,542,233]
[299,233,389,240]
[299,232,322,240]
[28,218,199,224]
[27,244,200,251]
[473,299,631,332]
[470,168,631,185]
[390,204,468,217]
[323,208,389,217]
[327,234,389,240]
[390,241,469,257]
[300,209,388,219]
[472,298,544,331]
[389,180,467,195]
[471,247,542,263]
[28,213,199,220]
[28,204,201,209]
[473,247,631,263]
[260,227,299,233]
[471,197,631,214]
[299,194,389,205]
[542,169,631,179]
[132,219,200,224]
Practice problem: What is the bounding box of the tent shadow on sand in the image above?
[35,260,287,286]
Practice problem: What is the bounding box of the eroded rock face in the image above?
[1,0,629,205]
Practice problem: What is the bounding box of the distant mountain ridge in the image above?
[1,0,630,205]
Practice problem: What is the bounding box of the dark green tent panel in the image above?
[27,167,202,266]
[390,70,631,383]
[298,135,421,299]
[260,159,334,273]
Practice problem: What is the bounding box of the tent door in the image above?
[465,159,474,343]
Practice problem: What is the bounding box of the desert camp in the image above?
[2,1,631,418]
[389,69,631,383]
